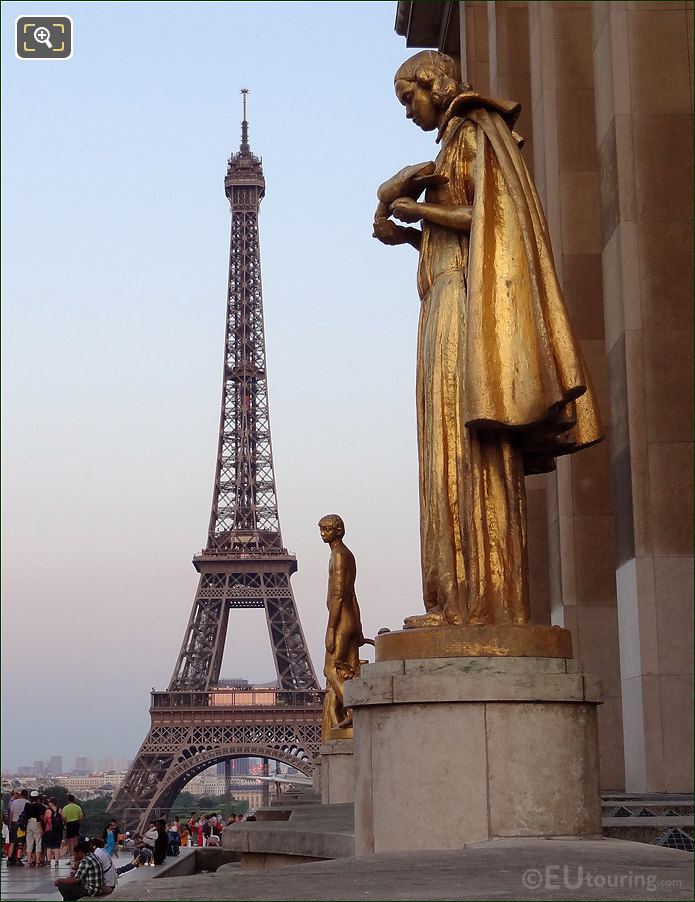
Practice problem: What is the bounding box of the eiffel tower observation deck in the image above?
[108,91,322,832]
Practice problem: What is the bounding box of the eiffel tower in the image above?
[109,91,322,831]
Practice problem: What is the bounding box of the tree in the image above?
[41,785,70,807]
[79,796,112,838]
[175,791,196,810]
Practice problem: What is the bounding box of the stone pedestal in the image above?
[344,656,602,855]
[320,740,354,804]
[311,756,322,796]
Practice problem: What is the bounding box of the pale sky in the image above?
[1,0,443,771]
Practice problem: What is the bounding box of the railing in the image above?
[194,548,294,558]
[151,689,324,710]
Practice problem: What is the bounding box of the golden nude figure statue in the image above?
[319,514,372,742]
[374,51,602,636]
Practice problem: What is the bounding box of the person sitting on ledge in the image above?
[54,841,104,900]
[89,838,116,896]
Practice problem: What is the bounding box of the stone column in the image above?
[463,1,491,94]
[528,0,625,791]
[591,0,694,793]
[487,0,535,170]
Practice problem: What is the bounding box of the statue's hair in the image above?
[395,50,471,110]
[318,513,345,535]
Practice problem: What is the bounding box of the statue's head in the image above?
[395,51,468,131]
[319,513,345,543]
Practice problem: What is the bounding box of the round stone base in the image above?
[344,656,602,855]
[376,623,573,661]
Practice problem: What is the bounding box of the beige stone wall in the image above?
[591,0,694,792]
[464,1,491,95]
[461,0,624,789]
[395,0,693,792]
[526,0,624,792]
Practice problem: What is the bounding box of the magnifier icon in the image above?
[33,26,53,49]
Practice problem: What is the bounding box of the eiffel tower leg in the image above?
[261,758,270,809]
[170,577,229,690]
[107,730,177,832]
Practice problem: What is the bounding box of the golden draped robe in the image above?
[416,93,602,626]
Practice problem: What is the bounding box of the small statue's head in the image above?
[394,51,469,131]
[319,513,345,543]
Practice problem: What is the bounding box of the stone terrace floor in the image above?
[111,839,693,902]
[1,849,194,902]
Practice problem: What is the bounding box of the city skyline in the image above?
[5,754,132,776]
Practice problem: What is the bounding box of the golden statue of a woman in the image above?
[374,52,602,642]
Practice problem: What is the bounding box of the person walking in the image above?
[24,790,46,867]
[6,789,28,866]
[43,799,64,867]
[62,795,83,863]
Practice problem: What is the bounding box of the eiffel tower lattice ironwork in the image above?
[109,92,321,831]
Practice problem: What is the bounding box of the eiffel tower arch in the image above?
[111,690,321,827]
[109,93,322,831]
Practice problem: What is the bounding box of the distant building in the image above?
[216,758,251,776]
[2,776,38,792]
[98,756,131,773]
[48,756,63,775]
[233,788,263,812]
[58,773,126,797]
[74,757,93,775]
[184,772,227,796]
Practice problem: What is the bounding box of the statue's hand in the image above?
[373,216,408,245]
[377,162,435,204]
[390,197,422,224]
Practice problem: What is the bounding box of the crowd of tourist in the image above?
[3,788,83,868]
[2,788,255,898]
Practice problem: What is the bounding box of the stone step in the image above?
[222,802,355,868]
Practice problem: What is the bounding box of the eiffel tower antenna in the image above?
[240,87,250,152]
